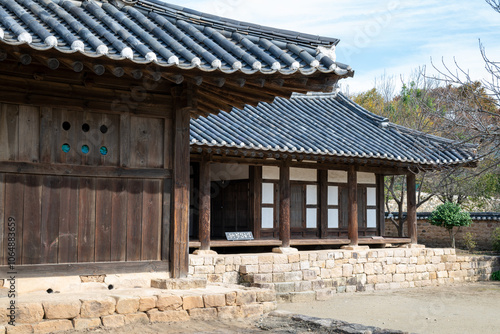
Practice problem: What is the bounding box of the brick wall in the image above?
[385,219,500,249]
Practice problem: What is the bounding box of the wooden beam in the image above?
[407,173,417,244]
[250,166,262,240]
[319,169,328,239]
[199,159,211,251]
[279,163,291,248]
[348,165,358,246]
[170,88,192,278]
[376,174,386,236]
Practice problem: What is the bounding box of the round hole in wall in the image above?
[108,284,114,290]
[100,124,108,134]
[46,288,53,294]
[82,123,90,132]
[81,145,90,154]
[61,143,71,153]
[100,146,108,156]
[62,121,71,131]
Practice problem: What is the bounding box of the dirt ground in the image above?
[65,282,500,334]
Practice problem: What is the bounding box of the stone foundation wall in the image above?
[385,219,500,249]
[189,248,500,302]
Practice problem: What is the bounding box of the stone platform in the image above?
[0,283,276,334]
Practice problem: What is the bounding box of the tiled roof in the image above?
[190,92,476,167]
[0,0,353,76]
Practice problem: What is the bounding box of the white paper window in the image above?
[262,208,274,228]
[306,208,317,228]
[306,185,317,205]
[367,187,377,206]
[328,209,339,228]
[367,209,377,228]
[328,186,338,205]
[262,183,274,204]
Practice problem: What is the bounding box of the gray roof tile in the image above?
[190,93,476,167]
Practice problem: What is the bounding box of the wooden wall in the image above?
[0,102,172,266]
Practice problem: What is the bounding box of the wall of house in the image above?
[385,218,500,250]
[188,248,500,301]
[0,101,173,266]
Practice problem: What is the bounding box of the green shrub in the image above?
[429,202,472,248]
[492,271,500,281]
[492,228,500,252]
[463,232,477,253]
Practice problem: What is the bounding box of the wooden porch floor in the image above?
[189,237,411,248]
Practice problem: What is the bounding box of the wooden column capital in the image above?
[348,165,358,246]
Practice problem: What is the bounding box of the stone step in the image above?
[151,278,206,290]
[276,291,316,303]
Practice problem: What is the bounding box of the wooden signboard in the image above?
[225,232,254,241]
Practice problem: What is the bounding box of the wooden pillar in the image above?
[407,173,417,244]
[198,159,211,251]
[319,169,328,239]
[348,165,358,246]
[250,166,262,240]
[279,164,291,248]
[170,87,192,278]
[376,174,385,237]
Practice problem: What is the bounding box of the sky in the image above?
[166,0,500,95]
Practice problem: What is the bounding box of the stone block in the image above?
[302,270,317,281]
[189,307,217,320]
[32,320,73,334]
[217,306,242,319]
[259,264,273,273]
[375,283,391,290]
[262,301,278,314]
[124,313,149,325]
[437,271,448,278]
[16,303,44,323]
[311,280,326,291]
[273,263,292,273]
[274,282,295,293]
[294,281,312,292]
[288,253,300,263]
[256,289,275,303]
[353,264,364,274]
[316,289,336,301]
[290,291,316,303]
[301,261,311,270]
[258,254,275,264]
[241,255,259,265]
[156,295,182,311]
[342,264,353,277]
[194,266,215,275]
[72,317,101,330]
[114,296,140,314]
[189,256,204,266]
[42,300,80,319]
[80,297,116,319]
[102,314,125,328]
[272,273,285,282]
[241,304,264,318]
[203,294,226,308]
[214,265,226,274]
[182,295,204,310]
[207,274,223,284]
[223,272,239,284]
[236,290,256,305]
[203,256,214,265]
[240,265,259,274]
[273,254,289,264]
[5,324,32,334]
[345,286,356,293]
[284,271,303,281]
[393,274,405,282]
[139,296,157,312]
[320,268,332,279]
[225,291,237,306]
[148,310,190,323]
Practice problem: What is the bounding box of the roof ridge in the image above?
[135,0,340,48]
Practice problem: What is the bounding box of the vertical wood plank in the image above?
[249,166,262,240]
[198,160,211,250]
[18,105,40,163]
[59,109,80,165]
[22,175,42,264]
[95,179,112,262]
[119,113,130,168]
[171,105,190,278]
[147,118,164,168]
[407,173,417,244]
[376,174,386,236]
[100,113,120,166]
[126,179,143,261]
[142,179,161,260]
[0,103,19,161]
[41,176,61,264]
[110,178,127,261]
[4,174,24,265]
[348,165,358,246]
[279,164,291,248]
[164,118,173,170]
[78,178,96,263]
[0,173,4,265]
[58,176,79,264]
[319,170,328,239]
[39,107,54,163]
[161,178,172,262]
[130,117,164,168]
